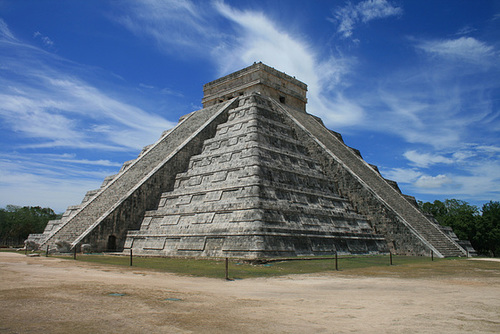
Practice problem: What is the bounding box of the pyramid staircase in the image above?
[276,101,466,257]
[32,99,238,252]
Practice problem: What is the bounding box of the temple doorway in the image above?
[107,235,117,252]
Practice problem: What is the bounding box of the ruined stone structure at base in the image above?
[27,62,471,258]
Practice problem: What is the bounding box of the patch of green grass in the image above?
[0,248,24,252]
[4,248,494,279]
[49,253,500,280]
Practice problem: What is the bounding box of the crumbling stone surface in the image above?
[55,241,71,253]
[81,244,92,254]
[278,101,465,257]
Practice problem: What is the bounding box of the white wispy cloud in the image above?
[33,31,54,47]
[416,36,497,65]
[331,0,402,39]
[382,168,422,184]
[0,26,175,151]
[116,0,218,56]
[51,158,122,167]
[0,153,120,212]
[116,0,363,127]
[358,36,499,149]
[0,18,15,40]
[0,18,178,211]
[382,164,500,202]
[414,174,453,189]
[213,1,363,126]
[382,144,500,203]
[404,150,454,168]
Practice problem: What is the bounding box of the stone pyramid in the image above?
[28,62,467,258]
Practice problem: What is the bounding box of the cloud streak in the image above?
[0,17,177,210]
[0,25,175,151]
[404,150,454,168]
[116,0,218,56]
[331,0,402,39]
[416,37,497,65]
[213,2,365,126]
[116,0,363,127]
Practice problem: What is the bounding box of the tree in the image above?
[419,199,447,218]
[0,205,58,246]
[419,199,500,257]
[439,199,479,242]
[475,201,500,257]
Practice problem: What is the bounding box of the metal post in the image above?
[466,249,469,258]
[73,246,77,260]
[431,250,434,261]
[335,251,338,271]
[130,248,133,266]
[46,245,49,257]
[390,252,393,265]
[225,257,229,280]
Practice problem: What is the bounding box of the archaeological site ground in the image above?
[1,252,499,333]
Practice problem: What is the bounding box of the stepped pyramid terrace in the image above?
[27,62,473,258]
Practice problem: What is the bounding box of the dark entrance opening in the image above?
[107,235,117,252]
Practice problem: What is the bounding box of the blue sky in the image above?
[1,0,499,212]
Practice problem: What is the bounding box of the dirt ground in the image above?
[1,252,499,333]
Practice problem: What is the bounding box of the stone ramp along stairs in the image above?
[275,101,466,258]
[31,98,239,252]
[27,62,467,258]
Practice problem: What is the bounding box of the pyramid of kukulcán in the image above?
[27,62,468,258]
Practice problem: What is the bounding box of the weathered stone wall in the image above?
[202,62,307,111]
[277,101,465,257]
[320,161,432,256]
[279,117,429,255]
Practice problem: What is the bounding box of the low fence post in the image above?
[335,251,339,271]
[46,245,49,257]
[431,250,434,261]
[225,257,229,280]
[130,248,133,266]
[390,252,393,265]
[73,245,77,260]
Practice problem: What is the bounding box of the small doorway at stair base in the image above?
[107,235,117,252]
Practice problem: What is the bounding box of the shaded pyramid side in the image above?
[125,93,388,258]
[28,99,239,252]
[276,100,466,257]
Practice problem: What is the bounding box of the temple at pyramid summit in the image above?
[27,62,473,258]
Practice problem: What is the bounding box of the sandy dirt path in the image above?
[1,252,499,333]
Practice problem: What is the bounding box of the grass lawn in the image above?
[59,253,500,280]
[3,249,499,280]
